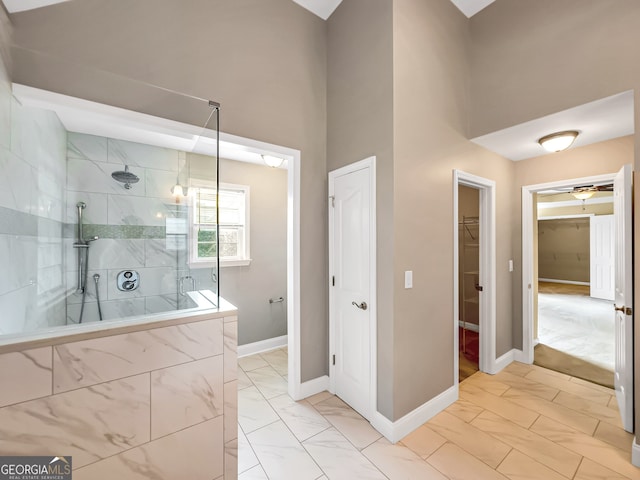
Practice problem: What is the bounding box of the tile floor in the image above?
[238,347,639,479]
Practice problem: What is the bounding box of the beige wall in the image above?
[0,312,238,479]
[218,159,288,346]
[538,218,590,283]
[391,0,516,419]
[472,0,640,436]
[9,0,328,382]
[327,0,395,419]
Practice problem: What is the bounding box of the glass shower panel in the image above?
[1,51,221,336]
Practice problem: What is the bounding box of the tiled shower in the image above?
[0,77,219,335]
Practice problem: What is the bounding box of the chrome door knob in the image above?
[352,301,368,311]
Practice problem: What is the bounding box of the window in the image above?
[189,182,250,267]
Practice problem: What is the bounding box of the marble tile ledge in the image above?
[0,295,236,354]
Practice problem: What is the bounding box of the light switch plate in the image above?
[405,271,413,289]
[508,259,514,272]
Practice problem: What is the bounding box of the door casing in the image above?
[328,156,377,421]
[521,172,617,364]
[453,170,497,380]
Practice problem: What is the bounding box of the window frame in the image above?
[188,181,251,268]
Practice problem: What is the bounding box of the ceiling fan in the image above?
[550,183,614,201]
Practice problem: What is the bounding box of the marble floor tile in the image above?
[463,372,511,396]
[245,365,289,399]
[247,421,323,480]
[573,458,630,480]
[593,420,635,452]
[362,437,448,480]
[501,387,598,435]
[553,390,622,428]
[444,398,484,423]
[491,370,560,401]
[239,355,269,372]
[260,348,288,376]
[525,369,611,405]
[399,424,447,459]
[495,449,568,480]
[238,368,253,390]
[306,391,334,405]
[268,394,330,442]
[238,386,279,434]
[530,415,638,479]
[471,410,582,478]
[503,361,535,377]
[238,425,259,474]
[460,382,540,428]
[425,411,511,469]
[426,442,509,480]
[238,464,269,480]
[303,428,386,480]
[313,396,382,450]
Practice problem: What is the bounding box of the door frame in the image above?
[328,156,377,421]
[521,172,616,363]
[453,170,497,379]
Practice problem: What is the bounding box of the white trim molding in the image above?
[298,375,330,399]
[522,172,616,366]
[538,278,589,286]
[453,170,497,380]
[238,335,288,358]
[632,439,640,467]
[371,386,458,444]
[328,157,377,420]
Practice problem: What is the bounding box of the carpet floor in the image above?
[536,282,614,388]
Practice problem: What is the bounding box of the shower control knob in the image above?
[117,270,140,292]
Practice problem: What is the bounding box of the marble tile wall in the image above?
[0,313,238,479]
[0,56,68,335]
[65,133,217,325]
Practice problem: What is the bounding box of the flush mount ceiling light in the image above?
[262,154,284,168]
[572,190,594,200]
[538,130,579,153]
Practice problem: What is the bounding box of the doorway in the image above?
[453,170,497,382]
[458,186,480,381]
[522,165,634,432]
[328,157,377,421]
[534,191,615,388]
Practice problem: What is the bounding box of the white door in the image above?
[329,160,373,419]
[613,164,633,433]
[590,214,615,301]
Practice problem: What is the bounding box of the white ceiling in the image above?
[2,0,495,19]
[2,0,69,13]
[471,91,635,161]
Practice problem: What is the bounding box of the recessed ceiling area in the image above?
[2,0,495,19]
[471,91,635,161]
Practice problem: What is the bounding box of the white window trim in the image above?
[188,181,251,268]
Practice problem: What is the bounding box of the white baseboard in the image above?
[512,349,529,364]
[458,321,479,333]
[488,348,524,374]
[632,439,640,467]
[539,278,589,286]
[238,335,288,358]
[371,385,458,444]
[290,375,329,401]
[533,338,540,347]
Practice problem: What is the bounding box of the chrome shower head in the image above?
[111,165,140,189]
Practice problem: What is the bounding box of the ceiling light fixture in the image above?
[262,154,284,168]
[171,151,188,199]
[538,130,579,153]
[571,191,594,200]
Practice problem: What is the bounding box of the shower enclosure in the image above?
[0,74,221,336]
